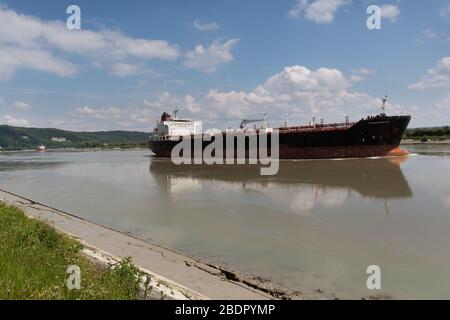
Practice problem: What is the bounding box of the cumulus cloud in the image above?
[380,4,400,22]
[0,7,180,80]
[144,92,172,109]
[1,115,29,126]
[193,20,220,31]
[200,65,383,123]
[185,39,239,73]
[139,66,390,126]
[440,5,450,17]
[66,64,411,130]
[0,45,78,80]
[68,92,191,129]
[14,101,32,110]
[409,57,450,90]
[17,62,449,130]
[287,0,351,23]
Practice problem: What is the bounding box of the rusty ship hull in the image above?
[149,114,411,159]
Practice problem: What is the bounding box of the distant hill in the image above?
[0,125,149,150]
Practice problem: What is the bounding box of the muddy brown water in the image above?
[0,144,449,298]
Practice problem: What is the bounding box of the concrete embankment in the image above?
[0,189,277,300]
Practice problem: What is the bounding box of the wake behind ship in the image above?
[149,100,411,160]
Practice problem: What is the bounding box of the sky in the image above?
[0,0,449,131]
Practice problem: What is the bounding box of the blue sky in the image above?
[0,0,449,131]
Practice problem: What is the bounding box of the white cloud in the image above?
[14,101,32,110]
[0,7,180,80]
[185,39,239,73]
[193,20,220,31]
[440,5,450,17]
[110,63,139,77]
[287,0,351,23]
[201,65,380,122]
[63,64,450,130]
[349,75,364,83]
[144,92,172,109]
[418,29,449,43]
[421,29,438,39]
[434,94,450,110]
[380,4,400,22]
[0,45,78,79]
[351,68,375,75]
[349,68,375,82]
[409,57,450,90]
[76,65,400,129]
[72,106,122,120]
[1,115,29,126]
[66,91,206,130]
[184,94,202,114]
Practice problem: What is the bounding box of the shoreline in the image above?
[0,146,148,154]
[0,188,306,300]
[401,139,450,145]
[0,138,449,154]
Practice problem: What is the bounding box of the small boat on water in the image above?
[36,145,46,152]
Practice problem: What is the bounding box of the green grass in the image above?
[0,203,144,299]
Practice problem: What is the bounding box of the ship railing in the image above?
[277,122,355,134]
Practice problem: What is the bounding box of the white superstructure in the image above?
[151,109,202,140]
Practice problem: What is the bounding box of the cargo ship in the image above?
[149,97,411,159]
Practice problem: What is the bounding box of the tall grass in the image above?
[0,203,143,299]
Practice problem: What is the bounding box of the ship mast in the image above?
[381,95,388,115]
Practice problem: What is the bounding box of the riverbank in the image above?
[0,146,148,154]
[401,139,450,145]
[0,202,146,299]
[0,189,294,300]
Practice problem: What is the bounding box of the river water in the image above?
[0,145,449,299]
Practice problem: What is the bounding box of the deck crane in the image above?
[239,112,268,129]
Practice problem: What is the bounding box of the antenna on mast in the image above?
[381,95,388,115]
[262,112,268,129]
[173,107,179,119]
[284,113,289,127]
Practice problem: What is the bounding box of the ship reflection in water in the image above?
[149,157,412,216]
[148,153,450,299]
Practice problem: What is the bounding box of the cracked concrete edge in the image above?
[80,243,208,300]
[0,191,209,300]
[0,189,274,300]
